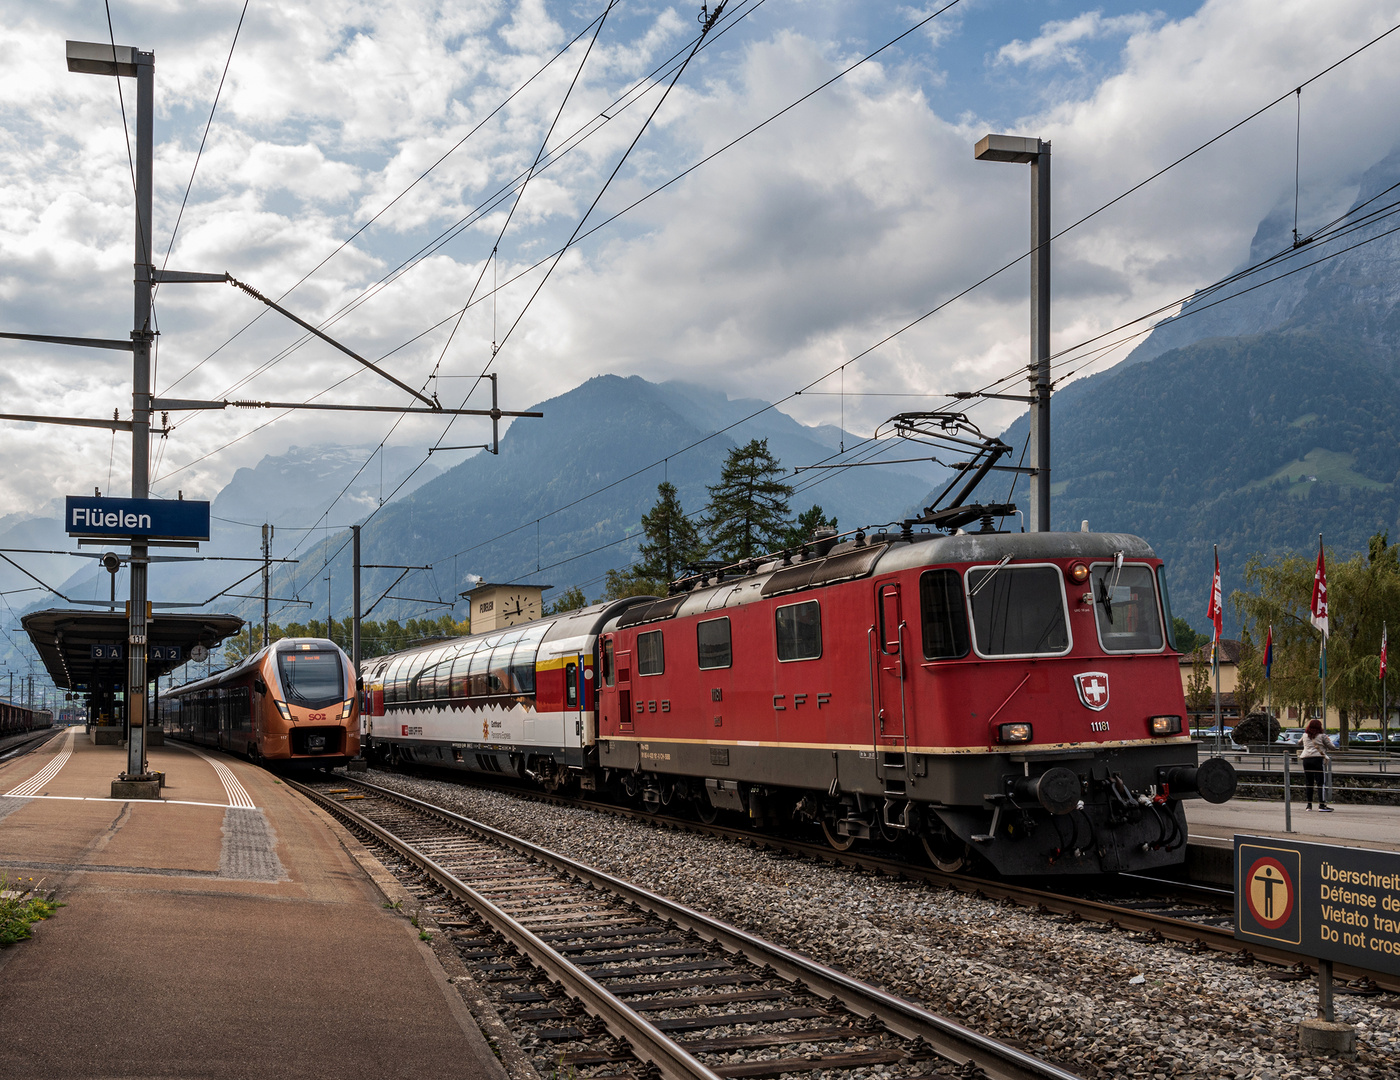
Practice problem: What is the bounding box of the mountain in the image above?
[263,375,947,625]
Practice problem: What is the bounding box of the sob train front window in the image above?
[965,565,1069,657]
[1091,564,1165,652]
[278,649,345,709]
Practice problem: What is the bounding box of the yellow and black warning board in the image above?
[1235,834,1400,974]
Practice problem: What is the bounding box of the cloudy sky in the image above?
[3,0,1399,523]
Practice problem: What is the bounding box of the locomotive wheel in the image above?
[695,798,719,825]
[822,820,856,852]
[920,832,971,874]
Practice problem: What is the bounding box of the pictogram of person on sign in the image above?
[1254,864,1282,920]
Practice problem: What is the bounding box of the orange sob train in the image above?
[163,638,359,767]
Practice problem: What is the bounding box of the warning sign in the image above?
[1238,844,1300,944]
[1235,835,1400,975]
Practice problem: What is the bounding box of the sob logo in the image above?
[1074,672,1110,711]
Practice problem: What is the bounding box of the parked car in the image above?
[1276,729,1306,745]
[1351,731,1383,745]
[1194,726,1235,741]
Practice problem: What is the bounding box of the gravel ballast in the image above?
[353,768,1400,1079]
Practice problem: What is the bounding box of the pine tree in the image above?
[783,504,837,550]
[638,482,707,581]
[703,439,794,562]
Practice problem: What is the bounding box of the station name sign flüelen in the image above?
[65,496,210,541]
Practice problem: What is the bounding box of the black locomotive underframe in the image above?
[599,737,1201,876]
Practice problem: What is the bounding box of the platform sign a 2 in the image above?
[1235,834,1400,977]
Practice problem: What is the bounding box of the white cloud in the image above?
[997,10,1163,69]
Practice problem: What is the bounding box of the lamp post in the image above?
[975,133,1052,532]
[67,40,156,781]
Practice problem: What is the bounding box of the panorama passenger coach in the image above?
[359,527,1236,876]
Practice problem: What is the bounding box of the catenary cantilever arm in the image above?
[225,275,437,408]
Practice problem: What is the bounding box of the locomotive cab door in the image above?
[616,650,634,732]
[872,581,911,794]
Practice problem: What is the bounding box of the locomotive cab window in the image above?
[1091,563,1165,652]
[637,630,665,676]
[920,569,970,659]
[697,617,732,670]
[965,564,1070,657]
[776,600,822,661]
[277,648,345,710]
[602,638,615,686]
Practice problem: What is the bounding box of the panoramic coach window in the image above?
[965,565,1069,657]
[776,600,821,662]
[697,617,732,670]
[278,649,345,710]
[637,630,665,676]
[1091,564,1164,652]
[920,569,970,660]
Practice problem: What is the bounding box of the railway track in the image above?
[361,765,1400,997]
[0,727,61,764]
[289,774,1083,1080]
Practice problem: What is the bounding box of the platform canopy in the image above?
[20,609,244,690]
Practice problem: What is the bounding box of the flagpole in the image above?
[1384,621,1389,762]
[1213,543,1222,758]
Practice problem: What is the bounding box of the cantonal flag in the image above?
[1206,549,1223,656]
[1383,624,1389,682]
[1264,624,1273,680]
[1310,536,1329,638]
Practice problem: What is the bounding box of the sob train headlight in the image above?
[1150,715,1183,736]
[341,700,353,719]
[998,722,1033,744]
[275,700,292,721]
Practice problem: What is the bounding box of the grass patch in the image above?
[1248,446,1388,497]
[0,876,60,946]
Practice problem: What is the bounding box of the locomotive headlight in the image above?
[341,700,353,719]
[998,722,1033,744]
[1066,562,1090,585]
[275,700,292,722]
[1150,715,1183,736]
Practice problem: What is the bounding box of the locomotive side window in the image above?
[637,630,665,676]
[1158,566,1179,651]
[1090,564,1165,652]
[965,565,1069,656]
[602,638,615,686]
[920,570,970,659]
[697,617,732,670]
[776,600,822,661]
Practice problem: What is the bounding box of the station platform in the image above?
[1184,797,1400,884]
[0,726,506,1079]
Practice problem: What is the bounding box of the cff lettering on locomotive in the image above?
[361,525,1237,876]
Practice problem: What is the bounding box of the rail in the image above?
[288,774,1084,1080]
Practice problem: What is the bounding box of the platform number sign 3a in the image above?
[1074,671,1110,711]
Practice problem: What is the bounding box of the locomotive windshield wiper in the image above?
[969,554,1012,597]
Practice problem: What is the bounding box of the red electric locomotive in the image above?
[592,526,1234,875]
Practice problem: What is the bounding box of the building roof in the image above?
[1180,638,1243,666]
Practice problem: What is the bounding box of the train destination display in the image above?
[65,495,210,541]
[1235,834,1400,976]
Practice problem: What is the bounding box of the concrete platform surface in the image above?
[0,727,505,1080]
[1187,797,1400,853]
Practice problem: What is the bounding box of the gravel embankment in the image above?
[354,768,1400,1080]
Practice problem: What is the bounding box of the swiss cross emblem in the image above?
[1074,672,1110,711]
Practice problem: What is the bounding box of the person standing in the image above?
[1299,718,1335,812]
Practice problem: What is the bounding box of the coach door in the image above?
[565,654,585,745]
[872,581,911,793]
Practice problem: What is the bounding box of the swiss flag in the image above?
[1310,536,1329,638]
